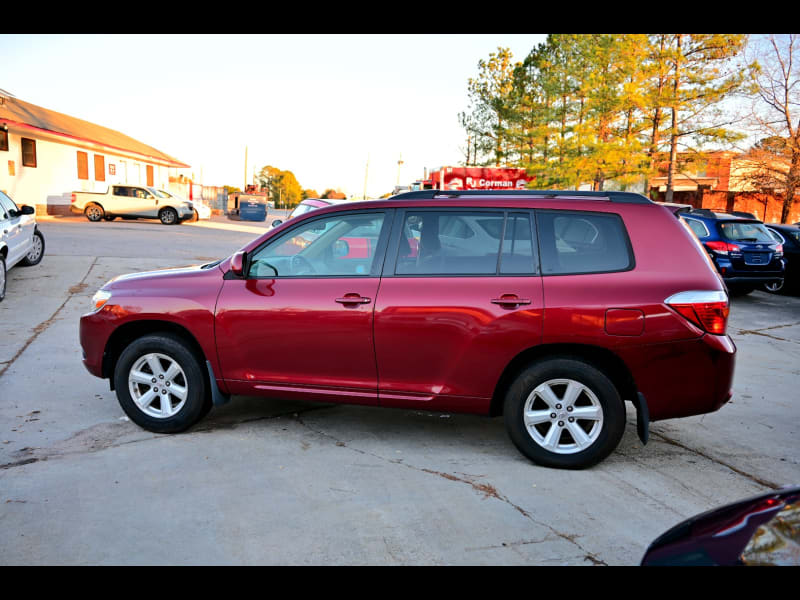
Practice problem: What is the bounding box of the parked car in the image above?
[641,485,800,565]
[71,185,195,225]
[0,190,45,302]
[764,224,800,294]
[680,209,784,295]
[79,190,736,469]
[271,198,348,228]
[157,190,211,221]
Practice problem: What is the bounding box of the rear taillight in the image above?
[71,193,76,203]
[666,290,729,335]
[775,244,783,258]
[705,241,740,255]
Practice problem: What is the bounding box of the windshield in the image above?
[148,187,170,198]
[719,221,774,243]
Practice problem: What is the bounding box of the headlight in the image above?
[90,289,112,312]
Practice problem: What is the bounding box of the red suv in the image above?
[79,190,736,469]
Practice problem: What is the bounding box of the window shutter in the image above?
[146,165,154,187]
[94,154,105,182]
[77,151,89,180]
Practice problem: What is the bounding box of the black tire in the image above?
[159,207,178,225]
[84,203,104,222]
[20,229,45,266]
[104,214,117,221]
[113,333,211,433]
[503,358,626,469]
[0,255,6,302]
[763,280,784,294]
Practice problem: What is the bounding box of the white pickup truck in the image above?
[71,185,195,225]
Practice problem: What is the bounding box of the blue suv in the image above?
[680,209,784,295]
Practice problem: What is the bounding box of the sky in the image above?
[0,34,547,198]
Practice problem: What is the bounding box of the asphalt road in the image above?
[0,216,798,565]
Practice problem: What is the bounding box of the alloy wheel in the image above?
[523,378,604,454]
[26,234,43,263]
[127,353,189,419]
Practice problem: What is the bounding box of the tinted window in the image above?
[0,190,17,219]
[720,221,774,243]
[684,218,709,238]
[249,212,385,277]
[396,211,504,275]
[113,186,130,197]
[537,210,632,275]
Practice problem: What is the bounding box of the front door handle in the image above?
[336,294,371,305]
[491,295,531,308]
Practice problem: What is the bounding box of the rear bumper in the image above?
[620,334,736,422]
[724,275,783,285]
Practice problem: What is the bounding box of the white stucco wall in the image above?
[0,126,184,213]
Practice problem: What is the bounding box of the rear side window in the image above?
[537,210,633,275]
[683,218,709,239]
[395,211,537,276]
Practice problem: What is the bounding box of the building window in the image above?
[77,151,89,180]
[94,154,105,182]
[21,138,36,167]
[0,129,8,151]
[146,164,154,187]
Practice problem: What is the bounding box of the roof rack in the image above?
[389,189,653,204]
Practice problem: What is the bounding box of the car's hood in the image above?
[105,263,219,289]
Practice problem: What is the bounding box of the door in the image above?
[215,209,391,404]
[130,187,158,216]
[374,209,544,413]
[0,191,27,266]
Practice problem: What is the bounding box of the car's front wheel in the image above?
[159,208,178,225]
[114,334,210,433]
[503,358,625,469]
[20,229,45,266]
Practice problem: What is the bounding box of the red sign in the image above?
[434,167,531,191]
[109,164,116,175]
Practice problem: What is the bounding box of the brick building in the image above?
[649,151,799,224]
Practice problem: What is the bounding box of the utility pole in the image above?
[244,146,248,191]
[396,153,404,186]
[363,154,370,200]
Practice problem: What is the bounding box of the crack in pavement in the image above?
[292,413,609,566]
[0,257,99,380]
[648,429,782,490]
[0,404,337,470]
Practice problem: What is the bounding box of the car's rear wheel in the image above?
[159,207,178,225]
[503,358,625,469]
[85,203,104,222]
[763,280,784,294]
[113,334,210,433]
[20,230,45,266]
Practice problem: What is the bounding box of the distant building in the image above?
[649,151,799,223]
[0,92,190,215]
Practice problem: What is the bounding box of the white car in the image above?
[0,190,45,302]
[158,190,211,221]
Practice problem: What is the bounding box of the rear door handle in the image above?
[336,295,371,305]
[491,295,531,307]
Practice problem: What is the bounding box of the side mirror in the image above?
[19,205,35,215]
[271,219,283,228]
[230,251,246,277]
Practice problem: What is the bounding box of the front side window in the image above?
[249,212,386,278]
[538,210,633,275]
[21,138,36,167]
[0,190,18,219]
